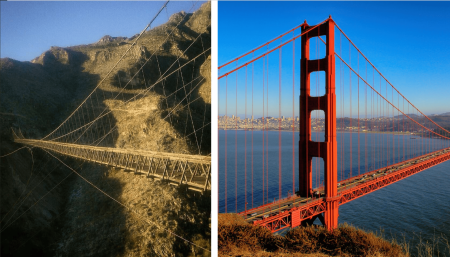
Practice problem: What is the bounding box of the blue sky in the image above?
[219,1,450,117]
[1,1,204,62]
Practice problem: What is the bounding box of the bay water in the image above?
[219,130,450,255]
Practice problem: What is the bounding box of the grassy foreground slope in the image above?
[218,214,408,257]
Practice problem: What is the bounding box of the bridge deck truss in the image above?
[15,139,211,192]
[242,147,450,232]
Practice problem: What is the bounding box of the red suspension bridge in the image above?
[218,16,450,232]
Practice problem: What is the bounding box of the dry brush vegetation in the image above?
[218,214,450,257]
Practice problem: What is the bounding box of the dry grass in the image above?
[218,214,409,257]
[284,224,406,257]
[402,232,450,257]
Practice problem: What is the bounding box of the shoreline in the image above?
[218,128,414,135]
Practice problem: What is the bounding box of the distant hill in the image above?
[394,114,420,119]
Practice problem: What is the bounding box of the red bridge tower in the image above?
[299,17,339,230]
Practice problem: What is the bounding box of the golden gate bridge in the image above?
[218,16,450,232]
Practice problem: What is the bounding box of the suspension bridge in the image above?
[11,1,211,192]
[218,16,450,232]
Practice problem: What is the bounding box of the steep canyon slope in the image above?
[0,2,211,256]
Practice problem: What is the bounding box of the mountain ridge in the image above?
[0,2,211,256]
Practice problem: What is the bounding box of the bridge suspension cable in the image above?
[314,25,450,140]
[333,22,450,136]
[218,16,450,228]
[38,0,210,157]
[42,0,170,141]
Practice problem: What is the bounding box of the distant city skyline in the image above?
[218,112,450,120]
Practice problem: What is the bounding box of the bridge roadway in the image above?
[15,139,211,192]
[238,147,450,232]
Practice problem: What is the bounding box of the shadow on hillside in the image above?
[173,186,211,256]
[50,162,128,256]
[0,48,126,256]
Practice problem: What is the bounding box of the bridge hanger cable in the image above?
[0,157,63,227]
[219,23,307,70]
[47,49,208,144]
[87,1,205,147]
[3,152,178,253]
[13,189,115,251]
[42,149,210,252]
[175,122,211,153]
[154,55,173,124]
[0,159,75,234]
[71,34,210,145]
[92,76,204,145]
[90,85,206,148]
[266,48,269,204]
[44,0,208,144]
[42,1,170,141]
[317,34,450,140]
[48,47,210,143]
[262,54,265,206]
[80,18,201,146]
[334,52,450,140]
[164,7,204,154]
[1,149,90,230]
[50,1,173,144]
[333,22,450,136]
[8,154,188,251]
[0,146,31,158]
[89,47,209,147]
[197,33,210,155]
[0,147,34,225]
[225,76,227,213]
[218,19,328,80]
[162,79,206,120]
[90,86,207,148]
[91,78,206,148]
[292,34,295,197]
[232,63,238,211]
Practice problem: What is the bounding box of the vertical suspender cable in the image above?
[218,78,220,212]
[252,53,254,209]
[235,64,238,213]
[365,62,367,174]
[279,43,282,201]
[349,42,352,179]
[266,45,269,202]
[262,56,265,205]
[357,53,360,177]
[292,36,296,195]
[245,65,247,212]
[225,76,228,213]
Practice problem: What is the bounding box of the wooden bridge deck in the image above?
[15,139,211,192]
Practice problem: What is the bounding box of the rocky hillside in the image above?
[0,2,210,256]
